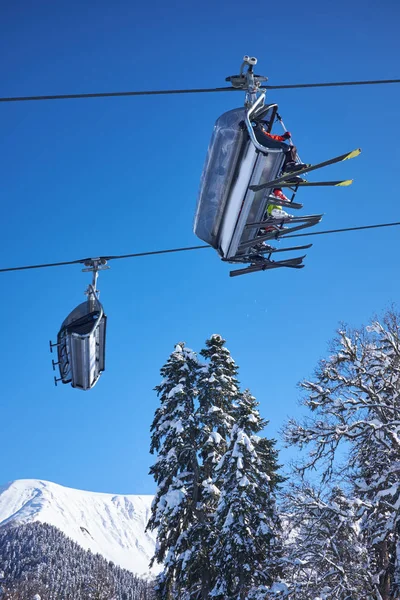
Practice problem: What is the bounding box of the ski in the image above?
[281,179,353,188]
[265,196,303,209]
[246,214,323,228]
[249,149,361,192]
[224,243,313,264]
[230,256,306,277]
[239,216,323,250]
[252,243,312,254]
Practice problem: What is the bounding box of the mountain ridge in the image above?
[0,479,159,577]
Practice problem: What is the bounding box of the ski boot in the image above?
[268,207,293,220]
[272,188,291,203]
[283,161,311,174]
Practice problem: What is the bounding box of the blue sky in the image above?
[1,0,399,495]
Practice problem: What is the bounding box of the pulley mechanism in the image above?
[81,257,109,309]
[225,55,268,106]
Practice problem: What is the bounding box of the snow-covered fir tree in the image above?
[179,335,242,598]
[284,310,400,600]
[148,336,284,599]
[210,390,283,599]
[147,343,201,598]
[197,335,239,479]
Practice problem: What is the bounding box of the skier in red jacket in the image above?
[256,124,309,214]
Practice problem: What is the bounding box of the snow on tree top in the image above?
[158,488,186,514]
[232,428,255,455]
[207,431,223,445]
[202,478,220,496]
[366,321,383,334]
[208,405,223,413]
[167,384,184,398]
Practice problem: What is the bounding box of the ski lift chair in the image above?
[54,291,106,390]
[50,259,108,391]
[193,56,326,276]
[193,96,288,261]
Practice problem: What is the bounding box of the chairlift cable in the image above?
[0,245,210,273]
[0,87,255,103]
[1,79,400,104]
[283,221,400,240]
[102,245,210,262]
[266,78,400,90]
[0,257,85,273]
[0,222,399,274]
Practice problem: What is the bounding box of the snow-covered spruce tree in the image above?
[173,335,242,599]
[149,336,285,600]
[210,389,284,599]
[147,343,200,599]
[284,311,400,600]
[283,483,373,600]
[198,334,240,477]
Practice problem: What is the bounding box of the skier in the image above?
[254,123,308,219]
[256,124,307,175]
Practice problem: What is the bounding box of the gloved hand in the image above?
[282,131,292,140]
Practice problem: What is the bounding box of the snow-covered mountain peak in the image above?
[0,479,158,576]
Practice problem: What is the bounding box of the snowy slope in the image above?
[0,479,159,577]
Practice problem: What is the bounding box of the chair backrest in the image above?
[57,301,106,390]
[194,105,287,259]
[194,107,247,249]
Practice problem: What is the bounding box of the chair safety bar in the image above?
[245,93,283,155]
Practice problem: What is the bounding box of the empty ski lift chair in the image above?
[194,56,322,276]
[50,259,108,390]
